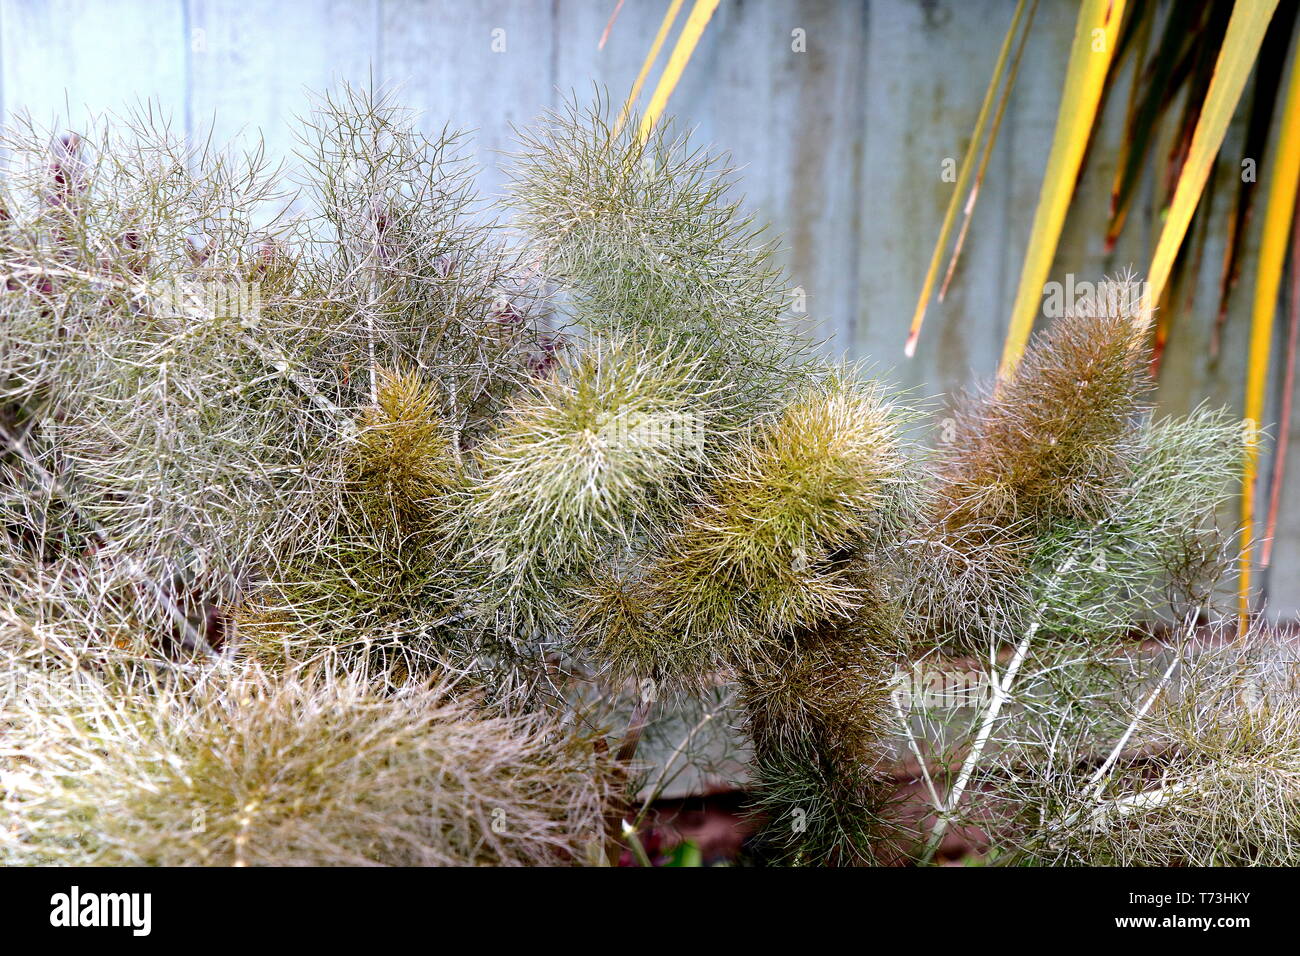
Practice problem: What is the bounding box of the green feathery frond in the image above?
[0,658,617,866]
[739,586,908,866]
[350,365,461,535]
[462,337,712,634]
[236,367,463,671]
[1018,620,1300,866]
[913,291,1154,652]
[574,372,913,688]
[506,93,814,430]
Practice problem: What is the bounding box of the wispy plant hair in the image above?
[461,337,713,635]
[909,295,1218,653]
[0,658,617,867]
[1011,619,1300,866]
[506,93,814,429]
[573,372,914,690]
[739,592,907,865]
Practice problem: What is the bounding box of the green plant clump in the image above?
[0,88,1278,867]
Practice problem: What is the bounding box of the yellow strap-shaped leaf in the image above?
[1139,0,1281,333]
[615,0,687,136]
[637,0,722,141]
[940,0,1041,304]
[907,0,1031,357]
[997,0,1126,380]
[1241,12,1300,619]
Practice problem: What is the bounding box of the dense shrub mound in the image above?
[0,89,1281,866]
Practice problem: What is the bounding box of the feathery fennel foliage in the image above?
[0,658,615,867]
[902,286,1257,865]
[462,337,711,634]
[507,96,814,433]
[572,373,914,688]
[994,618,1300,866]
[0,88,1276,868]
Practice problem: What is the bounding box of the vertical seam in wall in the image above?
[996,0,1015,376]
[852,0,871,353]
[549,0,560,110]
[0,1,8,128]
[374,0,384,88]
[182,0,193,148]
